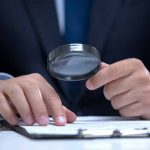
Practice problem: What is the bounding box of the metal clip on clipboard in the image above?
[78,128,150,138]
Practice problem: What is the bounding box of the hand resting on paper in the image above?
[0,73,76,126]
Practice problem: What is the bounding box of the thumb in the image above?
[100,62,109,69]
[86,62,109,89]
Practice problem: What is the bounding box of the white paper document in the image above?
[19,116,150,138]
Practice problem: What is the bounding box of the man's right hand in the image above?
[0,73,76,126]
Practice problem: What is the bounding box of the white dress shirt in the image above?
[55,0,65,35]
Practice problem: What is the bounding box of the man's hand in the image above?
[86,58,150,119]
[0,73,76,126]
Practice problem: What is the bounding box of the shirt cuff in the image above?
[0,72,14,80]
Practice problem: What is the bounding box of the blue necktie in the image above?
[64,0,91,43]
[63,0,91,110]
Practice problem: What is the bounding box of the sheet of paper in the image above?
[20,116,150,136]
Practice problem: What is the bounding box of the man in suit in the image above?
[0,0,150,126]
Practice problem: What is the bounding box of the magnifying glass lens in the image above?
[48,44,101,81]
[51,52,99,75]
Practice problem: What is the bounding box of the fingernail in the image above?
[39,115,49,126]
[57,116,66,124]
[86,80,94,90]
[26,116,33,125]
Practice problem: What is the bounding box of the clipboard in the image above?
[1,120,79,139]
[1,116,150,139]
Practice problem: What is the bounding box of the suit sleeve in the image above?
[0,72,13,80]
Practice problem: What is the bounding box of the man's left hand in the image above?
[86,58,150,119]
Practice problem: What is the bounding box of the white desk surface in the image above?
[1,131,150,150]
[1,116,150,150]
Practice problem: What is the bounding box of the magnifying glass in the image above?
[47,43,101,81]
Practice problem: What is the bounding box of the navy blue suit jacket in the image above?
[0,0,150,116]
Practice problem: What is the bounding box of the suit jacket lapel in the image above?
[88,0,122,53]
[21,0,71,106]
[23,0,62,56]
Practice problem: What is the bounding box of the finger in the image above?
[63,106,77,123]
[119,102,142,117]
[111,90,138,110]
[86,62,109,87]
[86,58,141,90]
[46,105,76,123]
[0,93,18,125]
[103,75,132,100]
[27,73,67,126]
[37,77,66,126]
[21,81,49,126]
[5,84,34,125]
[41,84,66,126]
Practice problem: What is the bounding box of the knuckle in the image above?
[45,92,54,100]
[23,80,36,89]
[45,89,60,101]
[30,73,43,81]
[50,94,60,101]
[139,74,149,84]
[131,58,144,68]
[133,73,149,86]
[22,80,40,94]
[6,84,20,95]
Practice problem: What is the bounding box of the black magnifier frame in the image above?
[47,43,101,81]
